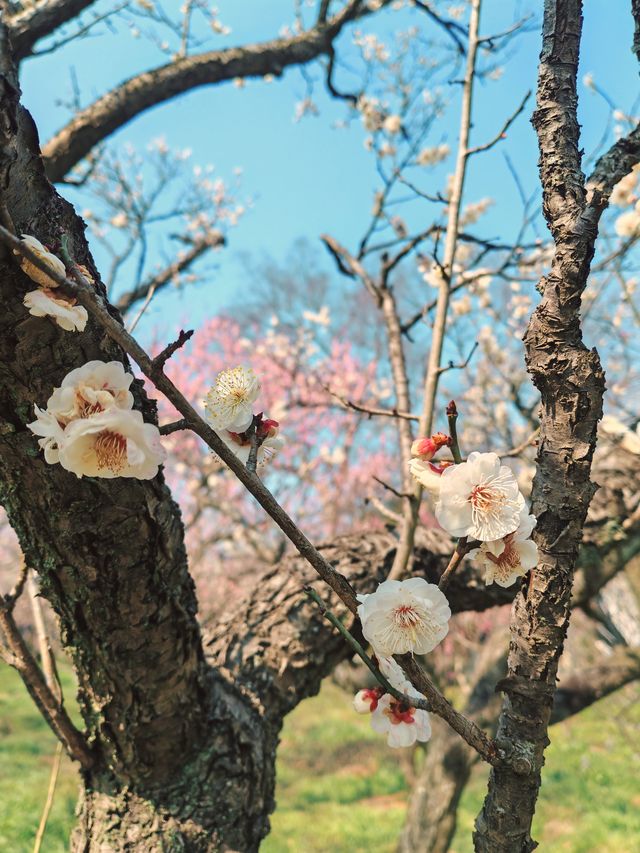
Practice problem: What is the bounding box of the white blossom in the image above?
[357,578,451,657]
[217,427,284,468]
[27,405,65,464]
[15,235,66,289]
[58,408,166,479]
[408,458,450,497]
[204,366,260,432]
[370,693,432,748]
[23,289,88,332]
[436,451,525,541]
[46,360,134,424]
[416,143,450,167]
[383,114,402,135]
[615,209,640,237]
[469,507,538,587]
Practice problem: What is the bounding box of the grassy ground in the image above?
[1,666,639,852]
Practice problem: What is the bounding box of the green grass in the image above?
[0,665,80,852]
[1,666,639,852]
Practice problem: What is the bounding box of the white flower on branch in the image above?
[46,360,135,424]
[370,693,432,748]
[27,361,164,480]
[436,451,525,541]
[15,235,66,289]
[27,405,66,464]
[469,507,538,588]
[217,419,284,469]
[408,459,453,498]
[58,409,166,479]
[614,209,640,238]
[383,114,402,135]
[204,366,260,432]
[23,289,88,332]
[357,578,451,657]
[416,143,450,167]
[352,657,432,748]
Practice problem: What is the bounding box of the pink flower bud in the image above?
[410,432,452,460]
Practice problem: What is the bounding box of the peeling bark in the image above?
[473,3,640,850]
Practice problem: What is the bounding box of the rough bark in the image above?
[41,0,385,183]
[473,3,640,850]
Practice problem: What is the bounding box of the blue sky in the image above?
[18,1,640,337]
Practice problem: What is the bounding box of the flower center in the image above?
[393,604,422,629]
[95,430,127,472]
[485,535,521,578]
[469,484,504,512]
[384,700,416,725]
[76,393,105,418]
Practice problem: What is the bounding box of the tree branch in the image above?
[42,0,388,182]
[116,232,224,314]
[6,0,98,61]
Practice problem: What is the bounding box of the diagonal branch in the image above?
[115,233,224,314]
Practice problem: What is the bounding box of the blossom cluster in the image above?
[352,577,451,748]
[204,366,284,468]
[352,427,539,748]
[16,235,88,332]
[409,435,538,588]
[27,361,166,479]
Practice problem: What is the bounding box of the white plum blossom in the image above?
[58,408,166,479]
[436,451,525,542]
[15,235,66,289]
[408,458,450,497]
[416,143,450,166]
[27,405,66,464]
[46,360,134,424]
[615,209,640,238]
[469,507,538,588]
[217,422,284,468]
[27,362,164,480]
[23,289,88,332]
[383,114,402,135]
[353,657,432,748]
[357,578,451,657]
[204,365,260,432]
[370,693,432,748]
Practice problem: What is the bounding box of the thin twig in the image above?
[159,418,190,435]
[466,91,531,156]
[446,400,463,463]
[372,475,412,500]
[303,585,431,709]
[151,329,194,373]
[388,0,483,581]
[6,560,29,610]
[437,341,479,376]
[33,742,63,853]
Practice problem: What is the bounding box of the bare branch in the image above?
[42,0,388,181]
[466,90,531,156]
[7,0,98,61]
[0,595,94,769]
[116,232,224,314]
